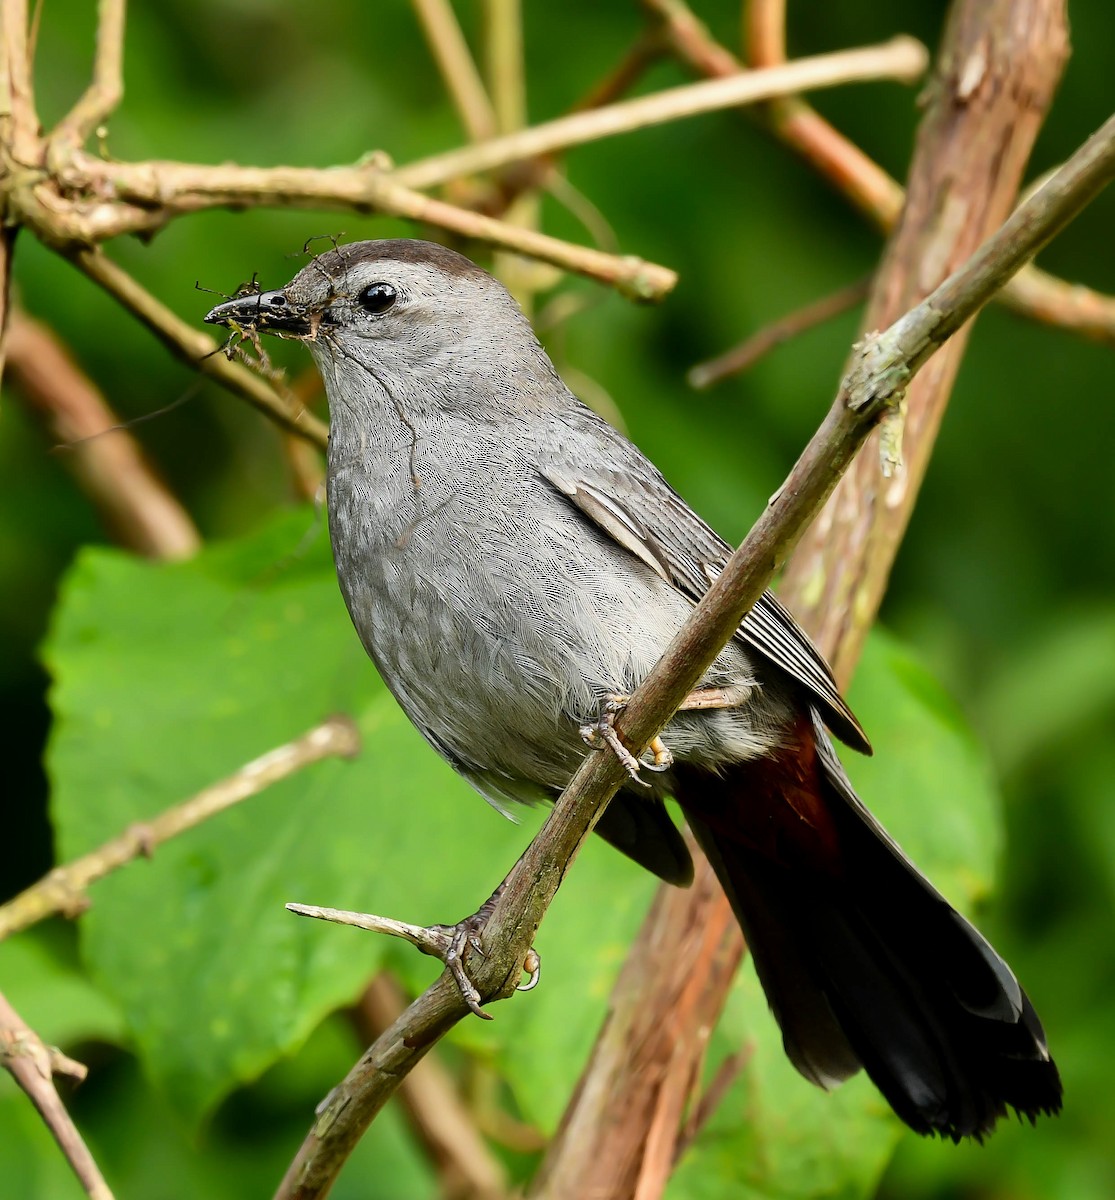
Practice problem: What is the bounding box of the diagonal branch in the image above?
[0,990,114,1200]
[6,309,202,559]
[68,248,330,448]
[273,102,1115,1200]
[0,716,360,942]
[393,36,927,190]
[48,0,126,160]
[410,0,498,143]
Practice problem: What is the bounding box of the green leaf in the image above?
[0,928,126,1049]
[668,627,1004,1200]
[42,507,650,1127]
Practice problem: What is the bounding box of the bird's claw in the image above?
[427,907,541,1019]
[580,699,673,784]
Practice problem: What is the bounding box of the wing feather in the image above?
[539,406,871,754]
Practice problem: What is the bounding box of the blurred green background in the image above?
[2,2,1113,1197]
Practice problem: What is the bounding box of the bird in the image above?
[205,237,1061,1140]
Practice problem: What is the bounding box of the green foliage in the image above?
[3,0,1114,1196]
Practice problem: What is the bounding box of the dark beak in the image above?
[204,290,315,337]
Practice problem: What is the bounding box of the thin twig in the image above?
[68,248,329,447]
[273,105,1115,1200]
[688,274,871,388]
[39,163,677,301]
[571,28,666,114]
[7,310,202,559]
[745,0,786,66]
[484,0,525,136]
[0,716,360,941]
[49,0,126,159]
[742,0,1115,342]
[0,990,114,1200]
[640,0,739,78]
[411,0,497,143]
[393,37,928,190]
[1,0,42,163]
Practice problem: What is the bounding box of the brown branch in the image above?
[534,6,1075,1195]
[0,716,360,942]
[273,92,1113,1200]
[393,37,928,190]
[1,0,42,164]
[410,0,497,143]
[688,274,871,388]
[38,163,677,301]
[640,0,739,79]
[571,29,666,115]
[355,974,508,1200]
[68,248,329,448]
[0,990,114,1200]
[48,0,125,160]
[6,309,201,559]
[780,0,1073,680]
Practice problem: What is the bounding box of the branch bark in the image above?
[6,310,202,559]
[531,3,1072,1194]
[0,990,114,1200]
[0,716,360,942]
[274,83,1111,1200]
[780,0,1072,679]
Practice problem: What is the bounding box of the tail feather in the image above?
[672,711,1062,1141]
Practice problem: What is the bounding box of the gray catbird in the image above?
[206,238,1061,1140]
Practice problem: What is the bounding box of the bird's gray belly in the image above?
[328,455,788,801]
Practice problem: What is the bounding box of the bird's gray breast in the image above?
[327,408,659,789]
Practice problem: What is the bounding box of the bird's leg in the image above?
[426,879,541,1020]
[286,879,541,1021]
[580,697,653,785]
[582,685,753,778]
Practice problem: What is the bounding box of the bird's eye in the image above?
[356,283,398,314]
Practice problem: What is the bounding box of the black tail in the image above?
[671,711,1062,1140]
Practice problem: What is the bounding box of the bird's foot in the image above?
[425,884,540,1019]
[579,696,674,785]
[286,887,540,1020]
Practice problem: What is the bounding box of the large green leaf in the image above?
[42,507,652,1126]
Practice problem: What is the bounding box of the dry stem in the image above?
[6,310,202,559]
[68,248,329,448]
[0,716,360,942]
[688,275,871,388]
[48,0,126,160]
[0,990,114,1200]
[394,37,927,190]
[356,974,508,1200]
[411,0,497,143]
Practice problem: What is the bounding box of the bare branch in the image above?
[0,990,114,1200]
[0,716,360,942]
[483,0,526,136]
[7,310,201,559]
[411,0,497,143]
[0,0,42,163]
[49,0,126,159]
[394,37,928,190]
[68,248,329,448]
[42,164,677,301]
[273,99,1114,1200]
[688,275,871,388]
